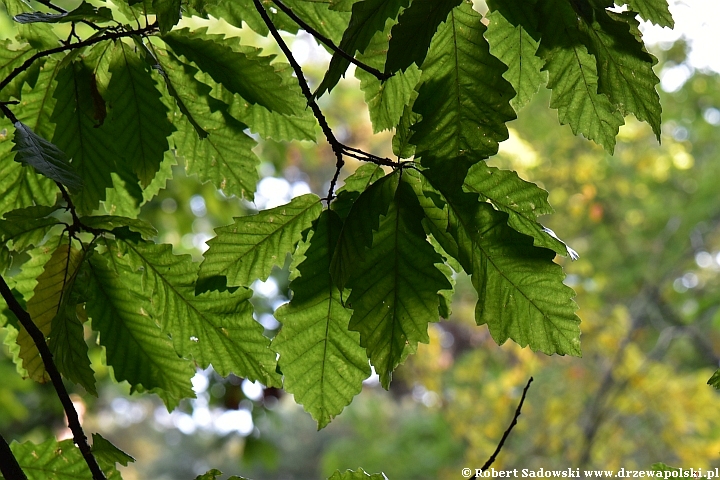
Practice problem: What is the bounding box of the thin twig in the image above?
[0,23,158,95]
[0,432,28,480]
[476,377,534,475]
[253,0,345,201]
[271,0,391,82]
[0,276,107,480]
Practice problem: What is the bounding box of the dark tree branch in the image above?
[0,432,28,480]
[475,377,534,476]
[0,23,158,96]
[271,0,391,82]
[254,0,403,201]
[0,276,107,480]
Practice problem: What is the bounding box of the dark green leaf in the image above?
[328,469,387,480]
[12,121,82,190]
[316,0,409,97]
[153,0,181,33]
[51,60,119,213]
[49,303,97,395]
[536,0,625,153]
[331,163,385,220]
[410,2,516,177]
[92,433,135,467]
[163,28,298,114]
[274,209,370,428]
[78,215,158,239]
[14,1,114,24]
[0,205,61,251]
[346,177,451,387]
[105,42,174,187]
[199,194,322,290]
[385,0,462,74]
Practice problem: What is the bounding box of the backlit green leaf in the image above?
[618,0,674,27]
[199,194,322,290]
[274,209,370,428]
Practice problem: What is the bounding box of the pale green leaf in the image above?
[86,247,196,409]
[536,0,625,153]
[273,210,370,428]
[346,178,451,388]
[385,0,462,73]
[51,60,120,213]
[92,433,135,467]
[485,0,546,111]
[163,28,297,114]
[17,244,83,383]
[2,0,59,48]
[410,2,516,176]
[355,21,421,133]
[199,194,322,290]
[316,0,409,97]
[6,438,119,480]
[105,42,174,186]
[111,239,280,386]
[0,38,35,102]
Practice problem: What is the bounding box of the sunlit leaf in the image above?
[274,210,370,428]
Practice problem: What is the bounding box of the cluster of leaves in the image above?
[0,0,672,477]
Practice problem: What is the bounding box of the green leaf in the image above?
[462,162,570,256]
[410,2,516,175]
[708,369,720,389]
[0,38,35,102]
[156,50,260,200]
[536,0,625,153]
[17,244,83,383]
[195,469,251,480]
[49,302,96,395]
[105,42,174,187]
[331,172,398,292]
[14,1,114,24]
[7,438,97,480]
[51,60,120,213]
[331,163,385,220]
[316,0,409,97]
[111,239,280,386]
[0,205,61,251]
[618,0,674,27]
[346,177,451,388]
[273,209,370,429]
[485,0,546,111]
[580,10,662,140]
[92,433,135,467]
[355,21,421,133]
[86,245,196,409]
[328,469,387,480]
[2,0,59,49]
[153,0,181,33]
[199,194,322,291]
[391,99,419,159]
[419,174,581,356]
[12,121,83,190]
[385,0,462,74]
[162,28,297,114]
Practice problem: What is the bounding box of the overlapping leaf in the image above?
[345,177,451,387]
[156,50,260,199]
[580,9,662,139]
[105,42,174,186]
[385,0,462,73]
[316,0,409,97]
[17,244,83,383]
[86,247,196,409]
[0,205,61,251]
[51,60,120,213]
[163,28,296,114]
[105,239,280,386]
[0,38,34,102]
[410,2,516,176]
[485,0,546,111]
[536,0,625,153]
[418,173,581,356]
[331,163,385,220]
[49,302,96,395]
[355,22,421,133]
[14,1,114,24]
[462,162,569,256]
[199,194,322,290]
[274,210,369,428]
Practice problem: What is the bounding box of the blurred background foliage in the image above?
[1,1,720,479]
